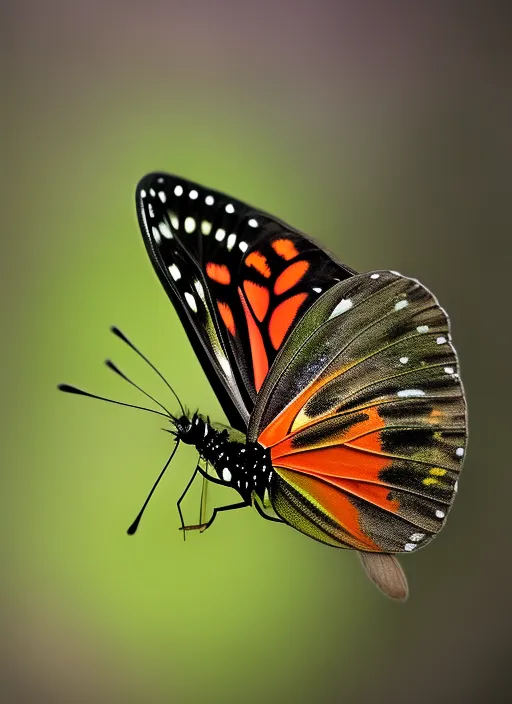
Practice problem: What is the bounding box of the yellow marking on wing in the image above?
[426,409,443,425]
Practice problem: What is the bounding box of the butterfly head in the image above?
[172,412,212,448]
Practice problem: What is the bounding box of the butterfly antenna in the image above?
[127,441,180,535]
[58,384,169,418]
[105,359,172,417]
[111,327,186,416]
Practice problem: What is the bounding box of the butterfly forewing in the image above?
[249,271,467,553]
[137,172,354,431]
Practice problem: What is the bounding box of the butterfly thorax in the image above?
[174,413,273,503]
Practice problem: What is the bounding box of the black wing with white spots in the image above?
[136,172,354,432]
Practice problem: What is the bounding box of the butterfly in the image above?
[60,172,467,601]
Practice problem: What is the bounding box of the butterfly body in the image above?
[176,413,273,504]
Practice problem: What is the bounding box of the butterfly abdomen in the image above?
[176,414,273,502]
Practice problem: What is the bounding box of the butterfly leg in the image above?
[200,500,250,532]
[177,463,203,540]
[199,460,209,525]
[180,500,250,533]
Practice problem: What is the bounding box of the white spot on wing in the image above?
[174,185,183,196]
[158,191,166,203]
[184,217,196,233]
[329,298,353,319]
[225,203,235,214]
[416,325,429,333]
[239,241,248,252]
[444,366,455,375]
[222,468,232,482]
[227,233,237,251]
[205,195,214,206]
[394,299,408,311]
[436,509,445,519]
[168,264,181,281]
[148,204,154,218]
[189,189,198,200]
[201,220,212,235]
[218,355,232,377]
[140,189,147,198]
[159,221,173,239]
[215,228,226,242]
[370,273,380,279]
[313,287,322,293]
[194,280,205,299]
[436,336,447,345]
[399,357,409,364]
[456,447,464,457]
[185,292,197,312]
[397,389,425,398]
[248,218,258,227]
[150,188,156,197]
[410,533,425,542]
[152,226,161,244]
[404,543,417,552]
[169,213,179,230]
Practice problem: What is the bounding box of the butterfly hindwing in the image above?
[248,271,467,553]
[137,172,354,432]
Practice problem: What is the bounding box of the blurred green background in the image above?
[3,1,511,702]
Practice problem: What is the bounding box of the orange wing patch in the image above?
[267,401,398,546]
[274,467,381,551]
[271,444,391,484]
[258,371,333,448]
[243,280,270,322]
[217,301,236,336]
[274,260,310,295]
[331,478,399,514]
[272,238,299,260]
[238,288,269,392]
[269,405,386,455]
[206,262,231,285]
[245,251,271,278]
[268,293,308,349]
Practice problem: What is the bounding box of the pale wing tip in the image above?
[358,552,409,602]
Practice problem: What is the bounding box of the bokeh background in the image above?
[3,1,511,702]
